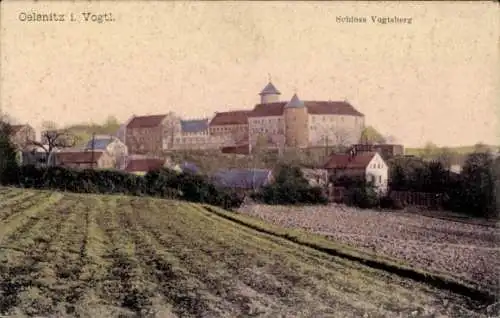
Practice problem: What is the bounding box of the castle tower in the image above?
[284,93,308,148]
[259,81,281,104]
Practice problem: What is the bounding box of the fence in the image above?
[389,191,444,208]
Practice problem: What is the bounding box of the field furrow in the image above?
[0,197,76,316]
[0,187,494,318]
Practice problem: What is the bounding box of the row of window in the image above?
[251,128,284,134]
[370,163,384,169]
[211,126,247,132]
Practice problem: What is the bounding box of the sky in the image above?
[1,1,498,147]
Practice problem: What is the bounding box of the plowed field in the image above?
[0,187,492,317]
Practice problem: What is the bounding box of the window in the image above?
[378,176,382,183]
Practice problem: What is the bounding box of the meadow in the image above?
[0,187,496,317]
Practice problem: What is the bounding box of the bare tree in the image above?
[162,112,180,151]
[334,128,351,152]
[28,121,78,165]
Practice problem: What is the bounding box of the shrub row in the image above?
[2,165,243,210]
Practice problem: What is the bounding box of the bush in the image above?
[345,186,379,209]
[253,164,328,205]
[379,196,405,210]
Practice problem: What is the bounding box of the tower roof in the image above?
[285,93,305,108]
[259,82,281,96]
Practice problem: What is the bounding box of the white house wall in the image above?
[364,153,389,195]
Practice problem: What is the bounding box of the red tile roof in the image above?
[306,101,364,116]
[324,152,376,169]
[55,151,104,164]
[124,158,165,172]
[126,115,167,129]
[248,101,364,117]
[249,102,285,117]
[210,110,250,126]
[221,144,250,155]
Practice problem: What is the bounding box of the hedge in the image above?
[2,165,243,210]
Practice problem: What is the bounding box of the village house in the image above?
[53,150,115,170]
[211,168,274,195]
[324,151,389,195]
[85,135,128,169]
[125,114,178,155]
[9,124,36,150]
[124,157,168,175]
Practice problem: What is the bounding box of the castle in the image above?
[123,81,366,154]
[211,81,366,153]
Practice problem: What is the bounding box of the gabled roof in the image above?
[126,115,167,129]
[285,94,305,108]
[210,110,250,126]
[212,168,272,190]
[124,158,165,172]
[54,150,104,164]
[248,100,364,118]
[324,152,377,169]
[259,82,281,96]
[180,119,209,133]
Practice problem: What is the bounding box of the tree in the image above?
[436,147,453,169]
[460,152,496,217]
[359,126,386,145]
[334,128,351,151]
[102,115,121,134]
[0,120,19,184]
[28,121,78,165]
[422,141,438,160]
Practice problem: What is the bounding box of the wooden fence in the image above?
[389,191,444,208]
[328,188,444,208]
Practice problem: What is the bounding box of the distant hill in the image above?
[406,145,499,156]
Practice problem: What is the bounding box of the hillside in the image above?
[0,188,494,317]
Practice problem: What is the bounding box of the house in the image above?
[125,114,174,155]
[300,168,329,188]
[53,150,115,170]
[85,135,128,169]
[211,168,274,195]
[350,143,405,160]
[324,151,389,195]
[9,124,36,149]
[18,147,52,167]
[124,157,168,175]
